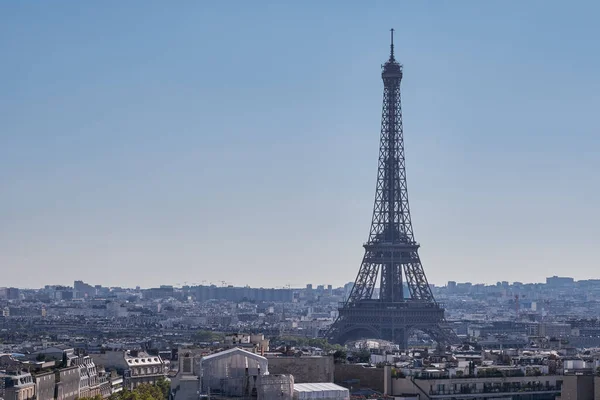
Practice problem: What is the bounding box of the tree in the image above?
[80,396,102,400]
[193,330,223,343]
[108,382,169,400]
[355,349,371,364]
[155,377,170,399]
[333,349,347,364]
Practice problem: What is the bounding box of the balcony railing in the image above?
[429,384,562,396]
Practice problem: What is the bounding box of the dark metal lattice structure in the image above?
[325,30,458,347]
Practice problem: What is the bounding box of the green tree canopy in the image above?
[193,330,224,343]
[105,381,169,400]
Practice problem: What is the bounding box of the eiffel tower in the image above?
[325,30,458,348]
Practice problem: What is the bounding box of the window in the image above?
[183,358,192,374]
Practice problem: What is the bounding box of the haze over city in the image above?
[2,1,599,289]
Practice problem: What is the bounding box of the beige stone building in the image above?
[0,371,35,400]
[92,351,166,390]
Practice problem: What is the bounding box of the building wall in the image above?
[56,366,80,400]
[257,374,294,400]
[4,385,34,400]
[334,364,385,393]
[128,358,165,390]
[172,376,200,400]
[130,374,163,389]
[200,350,267,396]
[268,356,333,384]
[34,372,55,400]
[562,375,594,400]
[393,375,563,399]
[110,376,124,395]
[73,356,100,398]
[93,352,165,391]
[539,323,571,338]
[194,285,293,302]
[99,379,111,398]
[171,349,203,400]
[2,372,35,400]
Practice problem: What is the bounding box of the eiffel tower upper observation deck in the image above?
[325,30,458,347]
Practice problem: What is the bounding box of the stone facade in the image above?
[73,355,100,398]
[334,364,386,393]
[393,374,563,398]
[55,366,79,400]
[171,349,203,400]
[33,371,55,400]
[92,351,166,390]
[1,371,35,400]
[268,356,334,384]
[560,375,600,400]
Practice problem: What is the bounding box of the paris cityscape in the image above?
[2,2,599,400]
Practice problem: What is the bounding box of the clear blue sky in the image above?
[1,1,599,289]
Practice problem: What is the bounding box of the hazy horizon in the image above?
[2,1,599,289]
[9,276,579,291]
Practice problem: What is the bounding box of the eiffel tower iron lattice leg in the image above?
[325,30,459,348]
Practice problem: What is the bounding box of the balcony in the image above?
[427,383,562,397]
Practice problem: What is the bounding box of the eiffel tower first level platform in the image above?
[333,300,446,346]
[324,30,459,348]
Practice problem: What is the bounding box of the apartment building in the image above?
[0,371,35,400]
[72,355,100,398]
[92,351,166,390]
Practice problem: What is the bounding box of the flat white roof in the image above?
[294,382,348,392]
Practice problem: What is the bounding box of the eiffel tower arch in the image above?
[325,30,458,348]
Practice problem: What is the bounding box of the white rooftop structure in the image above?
[293,382,349,400]
[201,347,268,397]
[125,355,163,366]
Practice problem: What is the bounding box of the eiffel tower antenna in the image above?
[390,28,395,61]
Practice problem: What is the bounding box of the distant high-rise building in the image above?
[6,287,20,301]
[194,285,293,303]
[143,287,174,300]
[74,280,96,299]
[546,276,575,287]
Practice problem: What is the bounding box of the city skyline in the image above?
[2,1,599,288]
[2,275,591,292]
